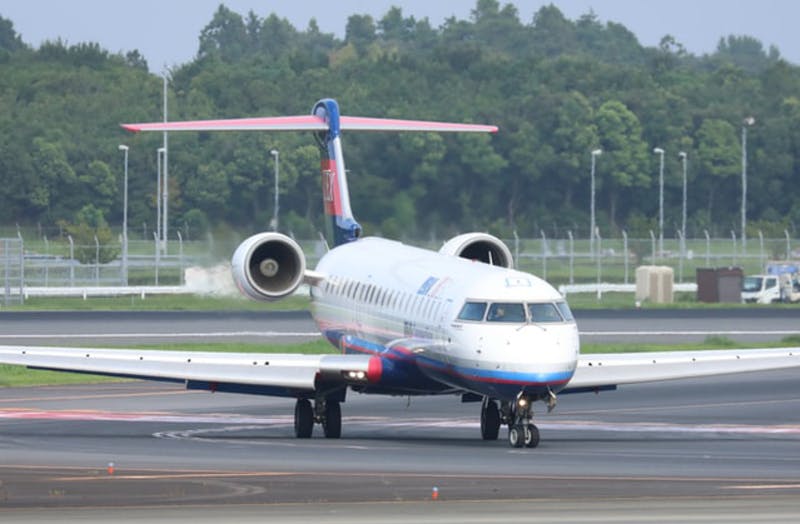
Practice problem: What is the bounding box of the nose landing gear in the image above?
[507,393,540,448]
[480,395,540,448]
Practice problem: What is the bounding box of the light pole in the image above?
[162,73,169,252]
[741,116,755,253]
[679,151,688,263]
[590,149,602,258]
[653,147,665,257]
[270,149,279,231]
[118,144,129,286]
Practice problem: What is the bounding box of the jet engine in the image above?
[439,232,514,269]
[231,232,306,301]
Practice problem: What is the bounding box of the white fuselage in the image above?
[309,237,580,401]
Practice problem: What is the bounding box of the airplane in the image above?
[1,98,799,448]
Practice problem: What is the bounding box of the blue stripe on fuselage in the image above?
[322,330,571,399]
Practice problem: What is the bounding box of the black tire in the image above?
[480,400,501,440]
[322,401,342,439]
[508,425,524,448]
[294,398,313,438]
[524,424,540,448]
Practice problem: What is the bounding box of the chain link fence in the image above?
[2,230,798,300]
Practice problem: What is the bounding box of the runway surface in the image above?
[2,308,800,521]
[2,370,800,520]
[1,308,799,345]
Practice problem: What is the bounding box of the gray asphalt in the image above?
[1,308,799,344]
[2,309,800,521]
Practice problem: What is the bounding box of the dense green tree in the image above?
[2,1,800,243]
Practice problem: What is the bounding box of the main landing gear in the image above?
[293,397,342,439]
[480,395,540,448]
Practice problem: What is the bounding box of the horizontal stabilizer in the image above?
[122,115,498,134]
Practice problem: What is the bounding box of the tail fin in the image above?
[123,99,497,247]
[313,99,360,246]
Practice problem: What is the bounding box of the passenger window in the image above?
[766,278,777,289]
[457,301,487,321]
[555,301,574,321]
[528,303,563,323]
[487,303,525,323]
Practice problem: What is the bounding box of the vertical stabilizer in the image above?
[313,99,362,247]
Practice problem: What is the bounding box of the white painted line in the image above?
[581,330,800,336]
[0,331,321,339]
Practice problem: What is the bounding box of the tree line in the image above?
[1,1,799,245]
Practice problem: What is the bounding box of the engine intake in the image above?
[231,233,306,301]
[439,232,514,269]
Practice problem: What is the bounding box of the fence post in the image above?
[677,230,684,283]
[94,235,100,285]
[44,235,49,287]
[540,230,547,280]
[758,230,764,271]
[567,230,574,285]
[3,239,9,305]
[17,231,24,293]
[154,231,160,286]
[513,230,519,270]
[704,229,710,267]
[177,230,184,286]
[731,230,737,266]
[786,229,791,260]
[649,230,656,264]
[595,228,602,300]
[68,235,75,286]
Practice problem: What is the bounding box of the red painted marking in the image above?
[321,160,342,216]
[367,356,383,384]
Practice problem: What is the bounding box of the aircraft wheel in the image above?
[524,424,540,448]
[508,424,525,448]
[480,400,500,440]
[294,398,313,438]
[322,401,342,439]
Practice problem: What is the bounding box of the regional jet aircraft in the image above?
[1,99,798,448]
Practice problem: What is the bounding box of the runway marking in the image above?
[0,331,321,339]
[582,330,800,336]
[4,409,800,438]
[0,389,199,404]
[2,330,797,340]
[564,396,800,415]
[726,484,800,490]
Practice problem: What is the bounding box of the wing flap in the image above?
[0,346,376,392]
[566,347,800,391]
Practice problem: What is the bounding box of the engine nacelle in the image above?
[439,232,514,269]
[231,232,306,301]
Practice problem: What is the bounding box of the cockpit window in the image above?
[457,301,487,321]
[528,303,563,323]
[555,301,574,321]
[487,303,525,323]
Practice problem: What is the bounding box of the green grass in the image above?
[3,336,799,388]
[2,294,311,311]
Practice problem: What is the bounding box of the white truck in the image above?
[742,263,800,303]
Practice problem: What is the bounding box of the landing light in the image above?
[345,370,367,381]
[517,397,529,409]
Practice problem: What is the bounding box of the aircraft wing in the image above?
[564,347,799,392]
[0,345,380,394]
